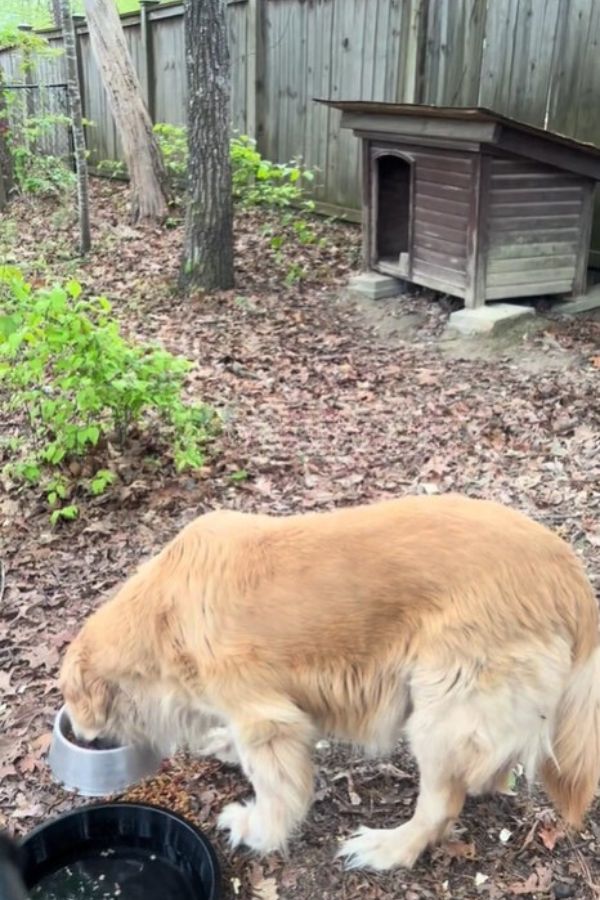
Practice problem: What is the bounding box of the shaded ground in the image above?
[1,181,600,899]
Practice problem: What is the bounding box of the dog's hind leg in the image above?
[339,727,467,871]
[217,699,316,854]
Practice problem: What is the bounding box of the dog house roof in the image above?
[316,100,600,180]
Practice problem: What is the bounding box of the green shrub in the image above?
[147,125,315,208]
[95,158,126,180]
[11,146,76,197]
[153,122,187,183]
[0,267,216,518]
[229,134,314,208]
[3,104,76,197]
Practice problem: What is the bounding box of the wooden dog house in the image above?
[320,102,600,308]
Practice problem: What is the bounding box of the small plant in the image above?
[50,504,78,526]
[0,267,217,519]
[291,217,317,245]
[284,262,308,286]
[96,158,127,180]
[88,468,116,496]
[230,134,315,209]
[4,107,76,197]
[46,475,69,508]
[229,468,249,483]
[153,122,187,183]
[11,146,75,196]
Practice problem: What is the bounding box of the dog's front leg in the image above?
[217,701,315,854]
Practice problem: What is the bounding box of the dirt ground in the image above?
[1,181,600,899]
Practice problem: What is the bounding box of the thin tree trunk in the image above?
[50,0,62,28]
[82,0,169,223]
[179,0,234,293]
[0,169,6,211]
[0,74,14,207]
[60,2,91,254]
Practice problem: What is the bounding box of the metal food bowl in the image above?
[48,706,162,797]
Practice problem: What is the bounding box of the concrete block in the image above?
[348,271,403,300]
[446,303,535,337]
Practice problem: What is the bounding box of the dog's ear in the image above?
[59,639,115,730]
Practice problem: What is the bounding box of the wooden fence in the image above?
[2,0,600,257]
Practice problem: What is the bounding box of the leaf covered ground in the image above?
[1,180,600,900]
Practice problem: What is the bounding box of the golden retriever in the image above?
[59,495,600,870]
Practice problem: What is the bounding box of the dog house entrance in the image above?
[374,154,411,276]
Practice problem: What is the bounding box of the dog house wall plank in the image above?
[484,154,593,300]
[412,149,474,292]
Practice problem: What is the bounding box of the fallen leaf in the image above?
[445,840,477,860]
[539,820,565,851]
[12,801,45,820]
[254,877,278,900]
[510,865,553,895]
[22,645,60,671]
[31,732,53,755]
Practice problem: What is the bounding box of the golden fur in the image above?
[59,495,600,870]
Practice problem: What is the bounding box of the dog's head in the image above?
[59,634,122,743]
[59,618,214,754]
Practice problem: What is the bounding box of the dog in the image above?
[59,495,600,870]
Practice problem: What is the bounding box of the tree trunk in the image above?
[50,0,62,28]
[179,0,234,293]
[82,0,169,223]
[60,3,91,254]
[0,74,14,208]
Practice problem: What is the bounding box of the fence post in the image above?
[18,25,36,124]
[246,0,265,144]
[71,15,86,120]
[140,0,160,121]
[71,16,86,100]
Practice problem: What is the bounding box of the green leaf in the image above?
[85,425,101,445]
[89,469,116,496]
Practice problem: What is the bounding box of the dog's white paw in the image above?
[338,825,419,871]
[218,802,254,848]
[217,802,286,854]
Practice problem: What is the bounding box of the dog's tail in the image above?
[542,644,600,827]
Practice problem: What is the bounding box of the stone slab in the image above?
[348,272,403,300]
[557,284,600,315]
[446,303,535,337]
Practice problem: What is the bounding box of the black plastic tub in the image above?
[19,802,220,900]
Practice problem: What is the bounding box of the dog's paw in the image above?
[338,825,419,871]
[218,802,253,848]
[217,802,286,854]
